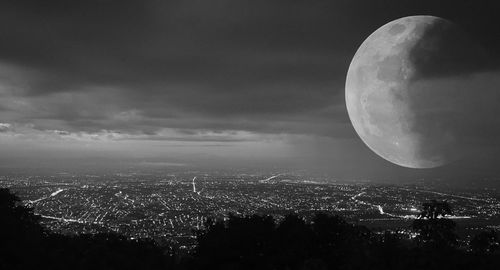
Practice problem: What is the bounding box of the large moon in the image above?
[345,16,486,168]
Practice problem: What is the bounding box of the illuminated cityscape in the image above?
[2,170,499,249]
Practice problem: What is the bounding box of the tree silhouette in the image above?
[412,200,458,248]
[194,214,276,269]
[418,200,453,219]
[0,188,44,235]
[0,188,45,269]
[0,188,174,270]
[194,213,378,270]
[272,214,314,268]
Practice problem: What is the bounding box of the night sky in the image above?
[0,0,499,180]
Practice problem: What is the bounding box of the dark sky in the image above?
[0,0,499,180]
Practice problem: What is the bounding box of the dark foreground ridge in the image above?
[1,188,499,270]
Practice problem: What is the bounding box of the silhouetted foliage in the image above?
[2,188,500,270]
[418,200,453,219]
[194,202,500,270]
[194,213,396,269]
[0,188,46,269]
[412,200,458,249]
[0,188,174,270]
[195,214,276,269]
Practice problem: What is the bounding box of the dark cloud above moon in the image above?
[0,0,499,172]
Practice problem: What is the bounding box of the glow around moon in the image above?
[345,16,483,168]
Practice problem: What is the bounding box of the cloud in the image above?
[0,0,355,139]
[0,0,499,175]
[0,123,11,132]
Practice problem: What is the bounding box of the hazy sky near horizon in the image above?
[1,0,499,179]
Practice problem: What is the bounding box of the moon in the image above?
[345,16,484,168]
